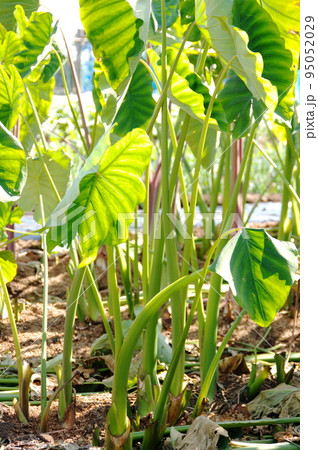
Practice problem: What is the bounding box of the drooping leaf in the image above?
[260,0,300,67]
[233,0,294,102]
[195,0,278,109]
[152,0,179,29]
[0,64,24,130]
[17,150,70,224]
[0,202,23,241]
[219,0,298,130]
[0,250,17,283]
[0,0,39,32]
[0,121,26,202]
[47,129,153,266]
[112,62,155,137]
[79,0,145,92]
[210,228,298,327]
[14,6,55,78]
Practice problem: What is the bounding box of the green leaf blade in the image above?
[0,121,26,202]
[47,129,152,266]
[210,228,298,327]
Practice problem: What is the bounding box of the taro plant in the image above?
[0,0,300,448]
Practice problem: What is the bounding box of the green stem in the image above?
[193,309,246,417]
[145,22,196,136]
[106,245,123,362]
[62,266,86,413]
[149,230,239,444]
[52,47,89,156]
[252,139,300,205]
[39,194,48,419]
[107,269,204,439]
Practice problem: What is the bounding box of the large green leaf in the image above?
[152,0,179,29]
[260,0,300,66]
[0,64,24,130]
[0,250,17,283]
[210,228,298,327]
[0,121,26,202]
[0,202,23,242]
[195,0,277,109]
[47,129,152,266]
[112,62,155,137]
[14,6,55,78]
[17,151,70,224]
[0,0,39,31]
[233,0,294,102]
[219,0,296,130]
[79,0,145,92]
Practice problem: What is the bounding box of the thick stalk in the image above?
[39,194,49,418]
[144,230,239,448]
[106,269,204,440]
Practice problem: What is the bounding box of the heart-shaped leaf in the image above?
[210,228,298,327]
[47,128,152,266]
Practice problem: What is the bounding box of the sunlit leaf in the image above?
[14,6,55,78]
[0,64,24,130]
[148,48,220,129]
[0,0,39,32]
[17,150,70,224]
[47,129,152,266]
[0,250,17,283]
[79,0,144,92]
[210,228,298,327]
[0,29,23,66]
[0,121,26,202]
[195,0,278,110]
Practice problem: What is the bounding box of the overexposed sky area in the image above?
[40,0,83,41]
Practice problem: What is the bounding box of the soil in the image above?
[0,239,300,449]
